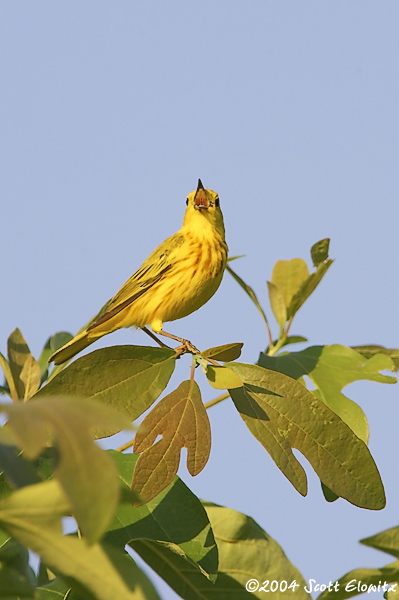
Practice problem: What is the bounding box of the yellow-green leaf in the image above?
[7,329,33,400]
[206,365,243,389]
[271,258,309,308]
[228,362,385,509]
[0,480,148,600]
[37,345,176,434]
[0,352,17,401]
[267,281,287,330]
[259,345,396,444]
[20,355,41,400]
[132,380,211,503]
[2,397,130,543]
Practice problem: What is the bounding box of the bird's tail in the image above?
[50,329,97,365]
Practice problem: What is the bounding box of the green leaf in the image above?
[317,562,399,600]
[20,355,41,400]
[227,362,385,509]
[226,265,269,328]
[206,365,243,389]
[37,332,74,380]
[271,258,309,308]
[287,259,333,319]
[7,329,34,400]
[311,238,330,267]
[0,537,36,597]
[0,444,42,489]
[132,380,211,503]
[2,397,130,543]
[352,345,399,372]
[201,343,243,362]
[0,352,17,401]
[38,346,176,430]
[0,480,154,600]
[107,451,218,580]
[361,526,399,558]
[267,281,287,330]
[259,345,396,443]
[132,502,310,600]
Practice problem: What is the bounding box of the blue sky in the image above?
[1,2,399,597]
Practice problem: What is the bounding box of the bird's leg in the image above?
[158,329,200,355]
[141,326,171,349]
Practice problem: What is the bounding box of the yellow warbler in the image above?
[50,180,228,364]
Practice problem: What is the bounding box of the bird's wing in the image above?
[87,232,185,329]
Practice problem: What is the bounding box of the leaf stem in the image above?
[116,438,134,452]
[204,392,229,410]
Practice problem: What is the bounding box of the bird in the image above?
[50,180,228,365]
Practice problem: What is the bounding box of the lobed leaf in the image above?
[352,345,399,372]
[107,451,218,580]
[132,380,211,503]
[38,345,176,432]
[132,502,310,600]
[258,345,396,443]
[2,397,130,543]
[227,362,385,509]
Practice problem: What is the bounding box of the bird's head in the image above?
[183,179,225,239]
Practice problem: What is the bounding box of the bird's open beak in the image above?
[194,179,209,209]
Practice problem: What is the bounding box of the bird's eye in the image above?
[215,197,220,207]
[186,198,189,205]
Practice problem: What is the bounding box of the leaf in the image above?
[37,332,74,380]
[227,362,385,509]
[106,451,218,580]
[37,346,176,432]
[311,238,330,267]
[20,354,41,400]
[267,281,287,330]
[201,343,243,362]
[2,397,131,543]
[287,259,333,319]
[352,345,399,372]
[271,258,309,308]
[206,365,243,389]
[226,265,269,328]
[132,502,310,600]
[0,352,17,401]
[7,329,34,400]
[258,345,397,443]
[0,443,42,489]
[361,526,399,559]
[316,561,399,600]
[132,380,210,503]
[0,479,153,600]
[0,537,36,597]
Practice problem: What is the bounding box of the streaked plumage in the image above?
[50,180,228,364]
